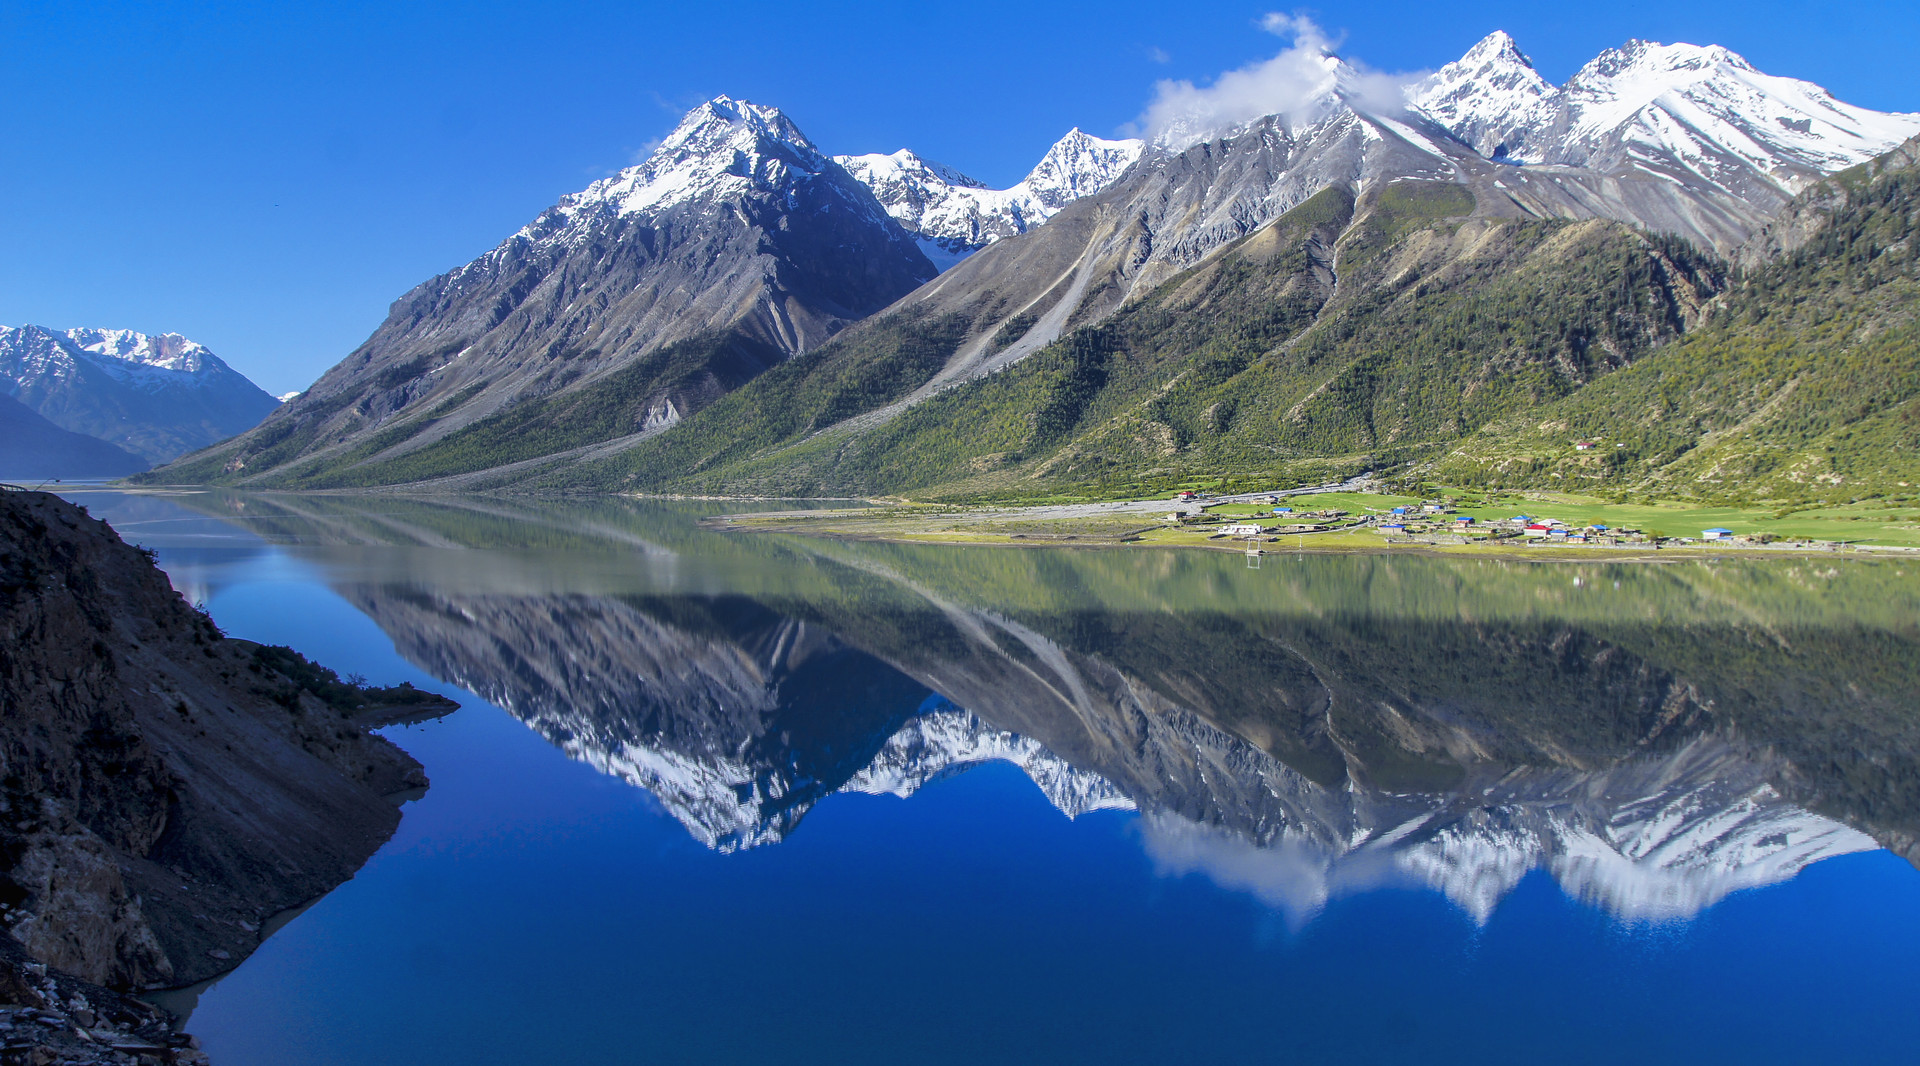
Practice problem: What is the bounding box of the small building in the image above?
[1379,523,1407,534]
[1390,506,1411,515]
[1421,503,1449,513]
[1174,490,1198,501]
[1221,523,1265,536]
[1524,523,1553,537]
[1702,527,1735,541]
[1272,507,1293,515]
[1453,516,1475,526]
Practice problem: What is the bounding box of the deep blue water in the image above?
[71,492,1920,1065]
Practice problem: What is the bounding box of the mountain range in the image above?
[836,129,1144,269]
[140,32,1920,504]
[0,326,278,475]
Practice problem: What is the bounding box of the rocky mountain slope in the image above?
[0,327,278,465]
[537,183,1723,497]
[146,97,935,489]
[0,394,149,479]
[0,488,451,998]
[1438,134,1920,502]
[836,129,1143,268]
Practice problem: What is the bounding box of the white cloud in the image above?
[1147,45,1171,64]
[1136,12,1421,147]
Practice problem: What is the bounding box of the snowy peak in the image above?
[1555,39,1920,177]
[1411,31,1555,159]
[836,128,1143,270]
[837,149,987,192]
[1018,128,1146,212]
[1411,32,1920,190]
[525,95,838,236]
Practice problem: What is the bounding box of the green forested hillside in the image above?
[545,181,1720,499]
[1438,142,1920,503]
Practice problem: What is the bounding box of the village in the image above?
[1159,489,1863,553]
[712,482,1920,556]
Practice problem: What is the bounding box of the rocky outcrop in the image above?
[0,933,205,1064]
[1735,133,1920,267]
[0,488,450,997]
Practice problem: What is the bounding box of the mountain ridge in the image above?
[137,34,1920,501]
[837,130,1144,269]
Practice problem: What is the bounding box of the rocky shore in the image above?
[0,488,456,1061]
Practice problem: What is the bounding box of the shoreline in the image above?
[704,509,1916,562]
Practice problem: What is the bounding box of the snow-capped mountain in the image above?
[1411,31,1920,198]
[516,96,886,247]
[164,95,935,486]
[0,325,278,464]
[837,129,1143,269]
[1407,31,1557,162]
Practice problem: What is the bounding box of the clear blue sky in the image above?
[4,0,1916,394]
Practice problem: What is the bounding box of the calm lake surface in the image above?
[63,490,1920,1065]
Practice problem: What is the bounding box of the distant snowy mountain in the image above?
[1412,31,1920,198]
[837,129,1143,269]
[0,325,278,464]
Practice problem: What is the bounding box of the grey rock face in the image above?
[1736,134,1920,267]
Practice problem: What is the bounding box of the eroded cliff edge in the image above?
[0,487,453,1059]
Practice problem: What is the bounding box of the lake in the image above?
[63,490,1920,1065]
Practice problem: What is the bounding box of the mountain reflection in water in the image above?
[143,492,1919,926]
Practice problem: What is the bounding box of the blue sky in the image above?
[4,0,1917,394]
